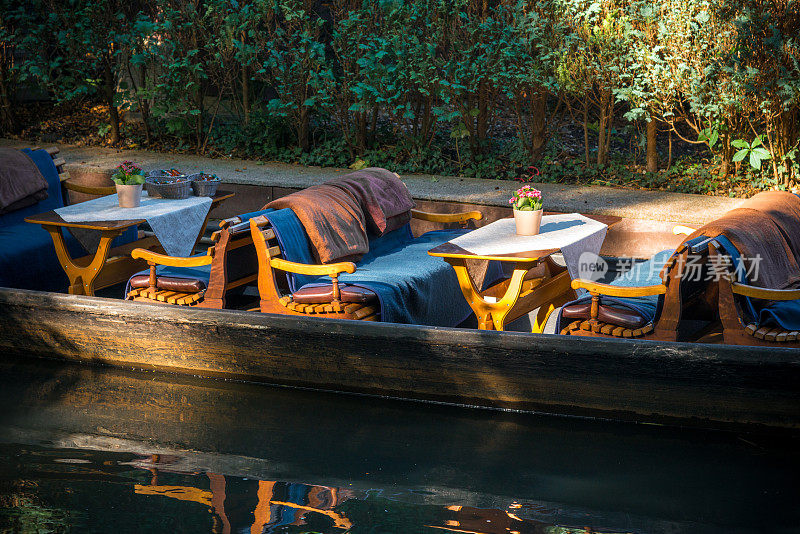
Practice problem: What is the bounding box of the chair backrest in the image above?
[249,213,291,310]
[201,209,272,308]
[0,148,65,226]
[653,234,717,333]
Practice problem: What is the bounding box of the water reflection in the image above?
[2,444,635,534]
[0,356,799,533]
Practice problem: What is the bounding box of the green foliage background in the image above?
[0,0,798,194]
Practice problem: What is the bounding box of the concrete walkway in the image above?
[2,138,744,225]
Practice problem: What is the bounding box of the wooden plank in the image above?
[1,288,800,429]
[765,329,780,342]
[755,327,771,340]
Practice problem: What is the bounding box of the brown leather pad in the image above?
[292,284,377,304]
[129,274,206,293]
[562,301,648,329]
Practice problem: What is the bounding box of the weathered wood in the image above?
[1,288,799,430]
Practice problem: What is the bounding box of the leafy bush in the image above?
[1,0,797,193]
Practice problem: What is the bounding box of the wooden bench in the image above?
[248,209,483,321]
[559,227,718,341]
[127,215,259,309]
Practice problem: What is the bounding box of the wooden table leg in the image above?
[42,225,120,296]
[445,258,530,331]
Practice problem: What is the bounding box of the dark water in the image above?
[0,356,798,533]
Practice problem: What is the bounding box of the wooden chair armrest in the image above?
[131,248,213,267]
[731,283,800,301]
[571,279,667,297]
[672,225,696,236]
[411,209,483,224]
[269,257,356,277]
[63,181,117,196]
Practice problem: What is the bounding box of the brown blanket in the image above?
[0,148,49,214]
[265,184,369,263]
[738,191,800,260]
[329,168,416,235]
[687,207,800,289]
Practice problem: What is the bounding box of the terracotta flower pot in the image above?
[513,208,543,236]
[116,183,143,208]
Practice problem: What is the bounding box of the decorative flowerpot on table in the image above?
[513,208,543,236]
[116,183,143,208]
[509,184,544,235]
[111,161,146,208]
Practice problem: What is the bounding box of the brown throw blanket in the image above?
[329,168,416,235]
[687,207,800,289]
[0,148,49,214]
[265,184,369,263]
[737,191,800,260]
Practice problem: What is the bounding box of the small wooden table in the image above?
[25,191,233,296]
[428,214,621,332]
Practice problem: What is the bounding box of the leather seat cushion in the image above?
[129,274,206,293]
[292,283,377,304]
[561,301,649,329]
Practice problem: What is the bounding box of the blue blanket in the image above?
[715,235,800,331]
[266,208,503,326]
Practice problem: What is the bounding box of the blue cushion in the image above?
[0,222,85,292]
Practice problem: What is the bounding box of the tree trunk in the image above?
[597,90,610,166]
[298,107,309,151]
[476,80,489,153]
[103,60,121,145]
[528,91,547,162]
[583,99,590,167]
[667,130,673,171]
[0,54,14,133]
[242,66,250,126]
[719,135,731,177]
[646,118,658,172]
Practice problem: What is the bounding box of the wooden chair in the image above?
[248,208,483,321]
[127,215,259,309]
[33,146,117,199]
[712,241,800,347]
[559,226,718,341]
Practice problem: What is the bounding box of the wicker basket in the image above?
[146,170,191,199]
[187,172,220,197]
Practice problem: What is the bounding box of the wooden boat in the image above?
[1,286,799,431]
[3,154,798,431]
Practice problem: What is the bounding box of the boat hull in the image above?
[1,287,799,430]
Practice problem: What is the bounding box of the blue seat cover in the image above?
[266,208,503,327]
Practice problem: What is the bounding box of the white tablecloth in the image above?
[56,191,212,257]
[449,213,608,282]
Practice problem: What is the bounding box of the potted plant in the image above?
[509,185,543,235]
[111,161,146,208]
